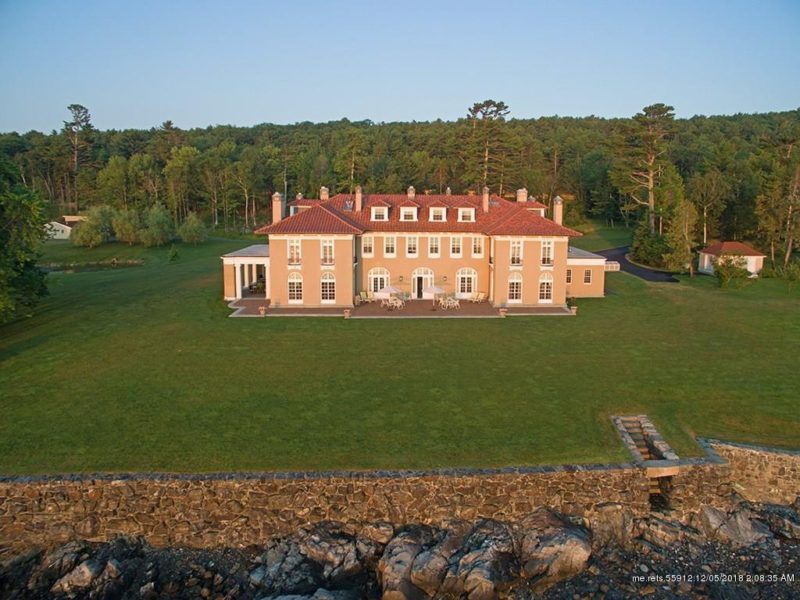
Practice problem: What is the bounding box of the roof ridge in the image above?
[319,204,365,233]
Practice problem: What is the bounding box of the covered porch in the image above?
[221,244,270,301]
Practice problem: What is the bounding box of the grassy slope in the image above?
[571,221,633,252]
[0,239,798,474]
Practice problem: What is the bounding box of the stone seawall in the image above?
[1,439,797,554]
[710,439,800,505]
[0,466,649,553]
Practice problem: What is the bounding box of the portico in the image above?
[221,244,270,300]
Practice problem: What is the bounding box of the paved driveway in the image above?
[597,246,679,282]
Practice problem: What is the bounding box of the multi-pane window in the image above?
[539,273,553,301]
[510,240,522,265]
[406,236,418,257]
[458,208,475,222]
[541,240,553,266]
[508,273,522,302]
[429,207,446,221]
[288,239,302,264]
[320,272,335,302]
[288,273,303,302]
[428,236,440,257]
[450,236,462,257]
[321,239,334,265]
[371,207,388,221]
[472,237,484,257]
[368,268,389,293]
[584,269,592,284]
[384,236,396,257]
[457,268,477,295]
[400,207,417,221]
[362,236,374,256]
[566,269,572,284]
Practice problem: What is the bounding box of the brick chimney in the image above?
[516,188,528,203]
[272,192,285,224]
[296,192,303,200]
[355,185,363,212]
[553,195,563,225]
[482,186,490,213]
[407,186,415,200]
[320,186,329,200]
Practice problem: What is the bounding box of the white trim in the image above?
[508,272,523,304]
[449,236,462,258]
[320,272,336,304]
[457,207,475,222]
[320,238,335,265]
[471,236,484,258]
[455,267,477,299]
[406,235,419,258]
[400,207,418,221]
[510,239,523,266]
[384,235,396,258]
[429,207,446,222]
[371,206,388,221]
[428,236,440,258]
[288,272,303,304]
[566,258,606,266]
[269,234,353,240]
[362,235,374,257]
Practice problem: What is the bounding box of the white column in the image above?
[234,264,242,300]
[251,264,257,281]
[264,262,270,298]
[244,263,251,287]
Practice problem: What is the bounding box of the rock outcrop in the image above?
[2,499,799,600]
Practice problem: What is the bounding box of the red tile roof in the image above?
[699,241,765,257]
[256,204,363,235]
[257,193,580,237]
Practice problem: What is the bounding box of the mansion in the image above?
[221,186,615,311]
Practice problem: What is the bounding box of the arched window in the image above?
[456,267,477,299]
[368,267,390,293]
[320,272,336,303]
[411,267,435,299]
[288,272,303,303]
[539,272,553,302]
[508,272,522,303]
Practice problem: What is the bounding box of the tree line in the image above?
[0,101,798,269]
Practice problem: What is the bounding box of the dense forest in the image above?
[1,101,798,270]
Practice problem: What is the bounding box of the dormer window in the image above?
[458,208,475,222]
[371,206,388,221]
[429,207,446,222]
[400,207,417,221]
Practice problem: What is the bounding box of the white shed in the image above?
[45,221,73,239]
[698,241,765,277]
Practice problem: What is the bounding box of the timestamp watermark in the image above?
[632,572,796,584]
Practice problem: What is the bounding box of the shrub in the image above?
[111,209,140,245]
[629,223,670,267]
[761,262,800,281]
[168,244,179,262]
[715,256,751,288]
[72,206,114,248]
[178,213,208,244]
[138,204,174,247]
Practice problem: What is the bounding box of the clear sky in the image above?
[0,0,798,132]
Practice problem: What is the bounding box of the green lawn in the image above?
[0,239,798,474]
[571,221,633,252]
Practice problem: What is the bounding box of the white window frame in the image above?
[456,267,477,299]
[371,206,388,221]
[406,236,418,257]
[541,240,554,266]
[288,272,303,304]
[428,236,440,258]
[584,269,592,284]
[566,269,572,284]
[320,272,336,304]
[384,235,396,258]
[400,207,417,221]
[321,239,334,266]
[458,207,475,222]
[368,268,390,293]
[288,239,302,265]
[472,237,484,258]
[510,239,523,266]
[450,236,462,258]
[508,273,522,303]
[362,236,374,257]
[429,207,446,222]
[539,273,553,303]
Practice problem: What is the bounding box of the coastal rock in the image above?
[50,558,104,593]
[693,505,773,547]
[588,502,635,550]
[518,509,591,591]
[377,525,436,600]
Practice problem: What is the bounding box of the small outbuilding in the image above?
[698,241,765,277]
[45,221,73,239]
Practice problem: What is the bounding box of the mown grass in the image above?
[571,221,633,252]
[0,239,797,474]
